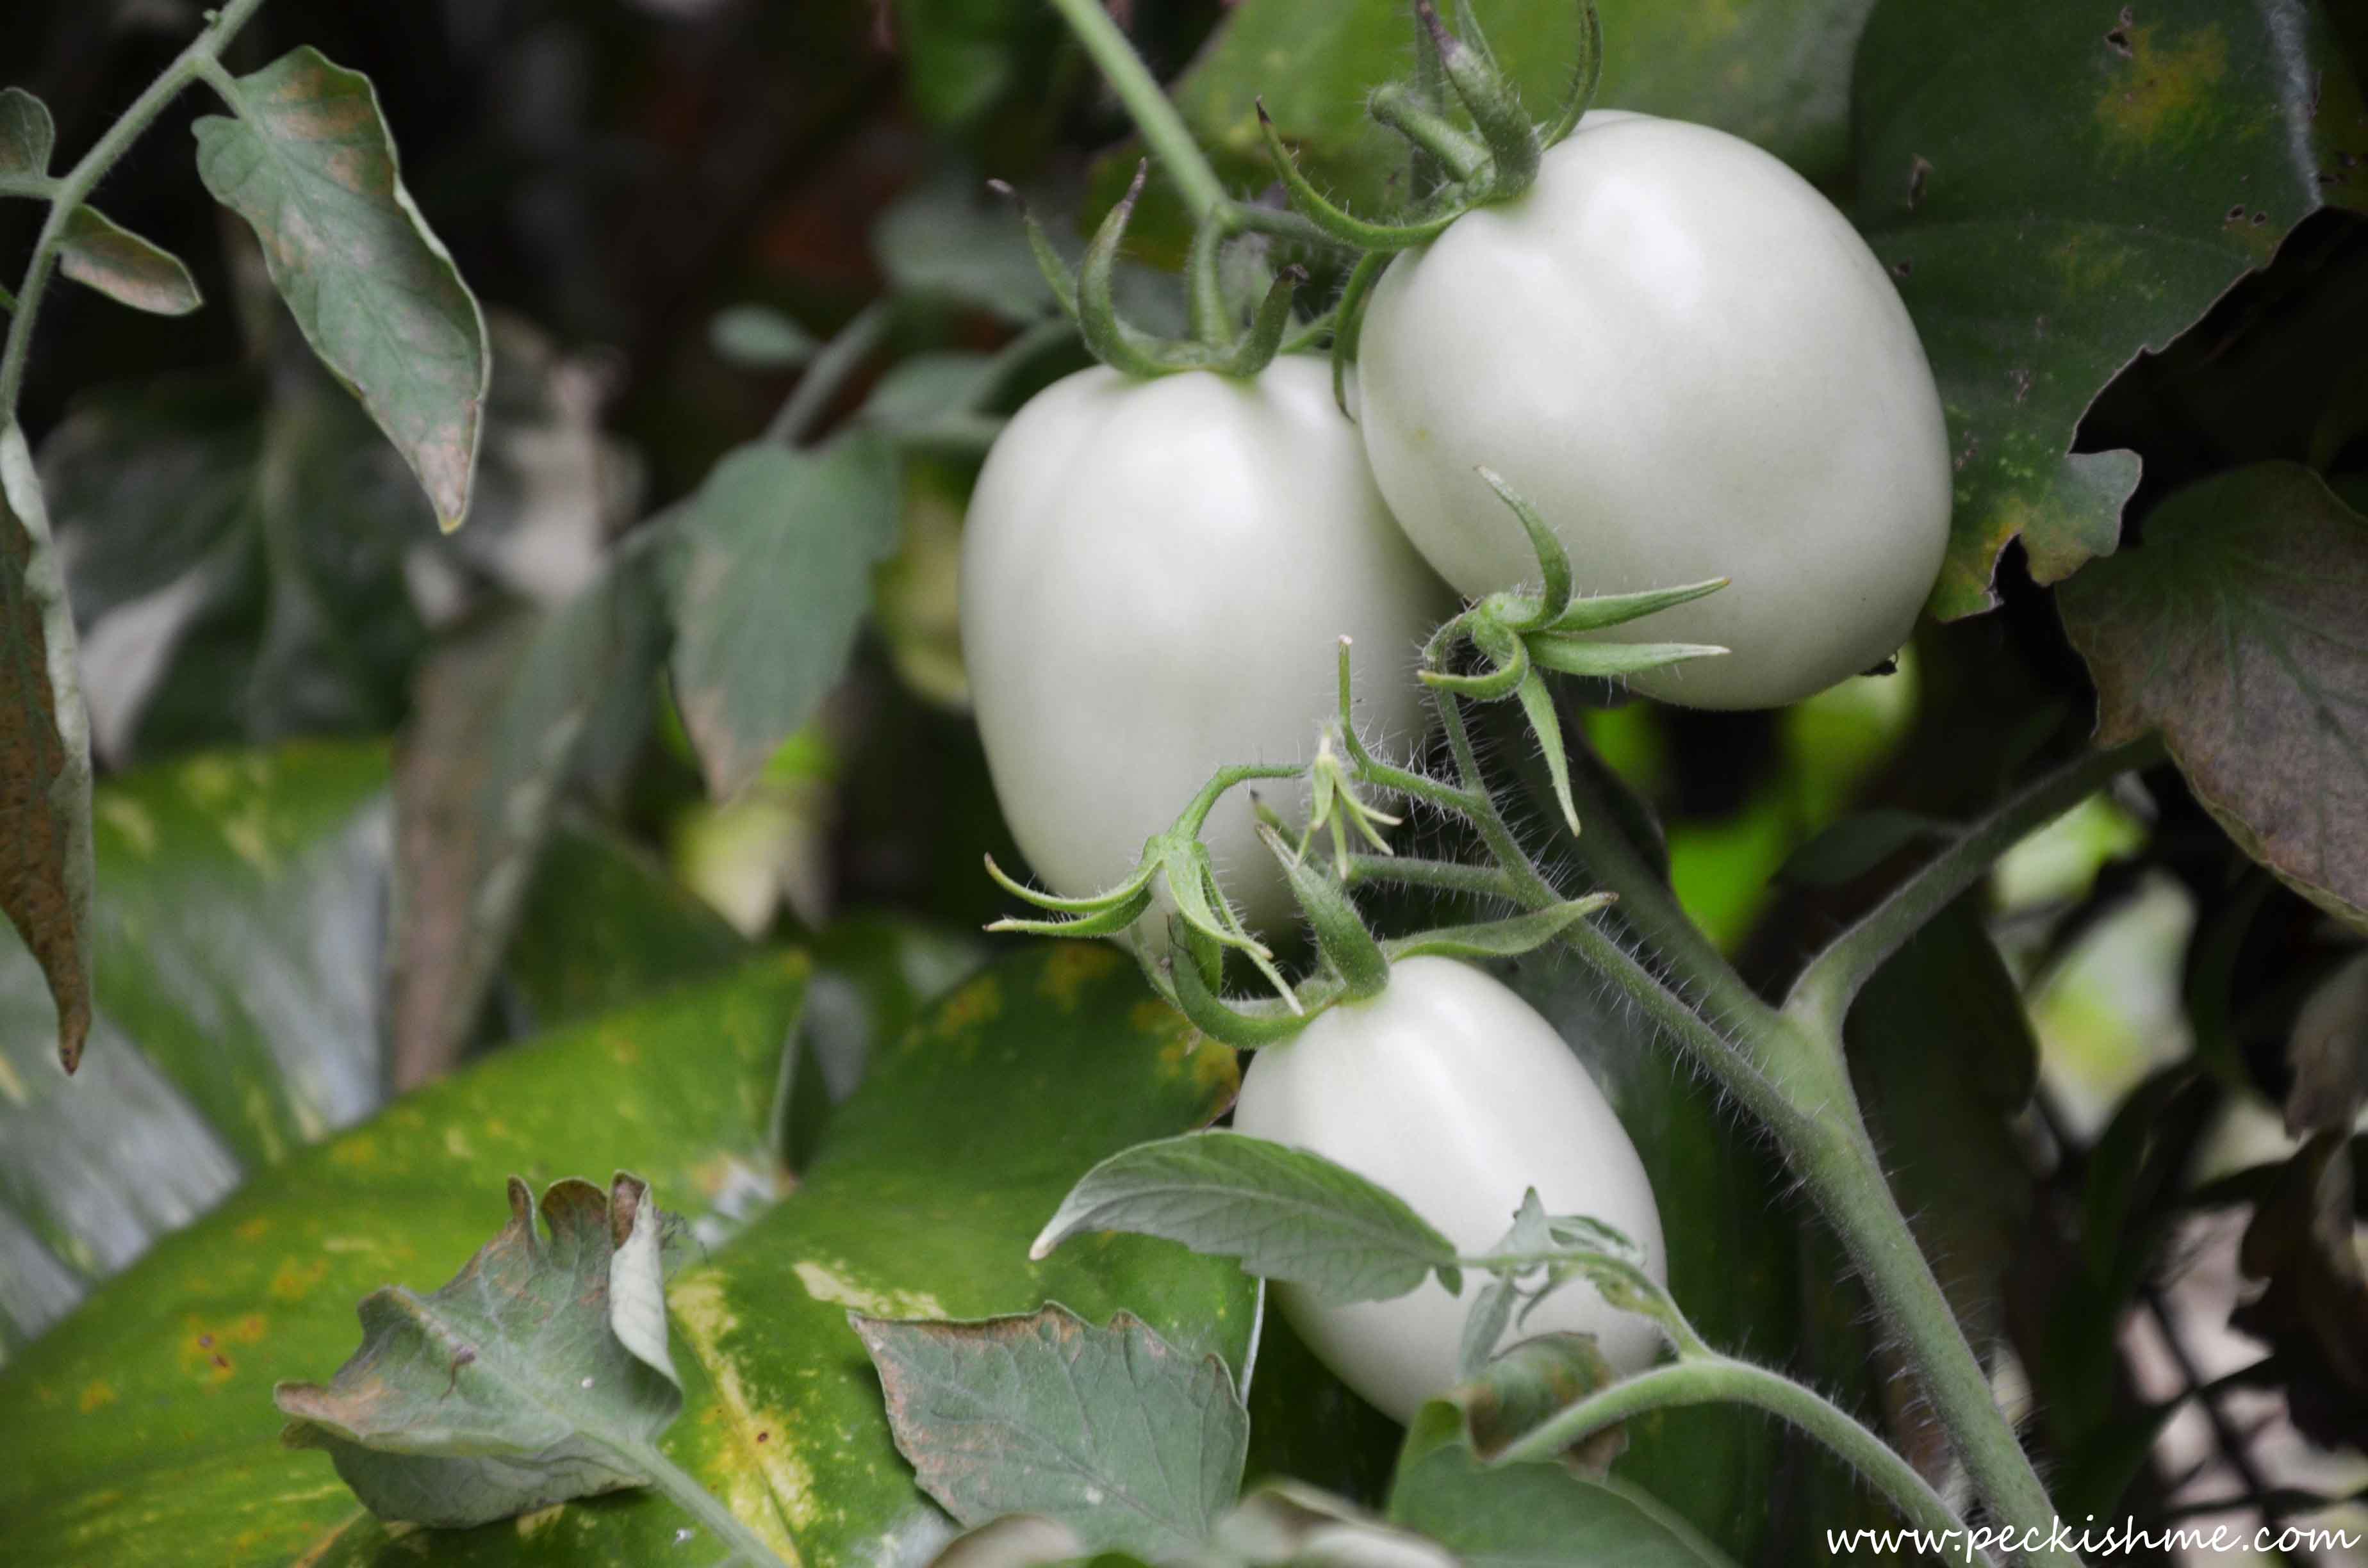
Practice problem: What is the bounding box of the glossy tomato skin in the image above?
[1231,956,1668,1422]
[1358,111,1951,710]
[960,357,1446,927]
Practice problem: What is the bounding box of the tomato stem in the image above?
[1783,734,2166,1036]
[1492,1359,1984,1558]
[0,0,270,423]
[1039,0,1230,227]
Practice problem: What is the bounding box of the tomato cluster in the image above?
[962,106,1948,1422]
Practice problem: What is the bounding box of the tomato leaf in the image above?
[709,304,818,370]
[663,436,901,799]
[1387,1398,1738,1567]
[390,562,664,1087]
[855,1303,1248,1554]
[873,176,1059,324]
[275,1173,684,1528]
[193,47,490,529]
[1162,0,1872,233]
[2061,462,2368,931]
[56,206,201,316]
[0,86,56,186]
[0,742,390,1348]
[1852,0,2367,618]
[0,423,94,1076]
[0,943,1249,1565]
[1032,1130,1461,1306]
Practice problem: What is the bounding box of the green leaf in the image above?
[1775,808,1952,888]
[1386,1409,1737,1568]
[890,0,1049,127]
[275,1173,684,1528]
[856,1303,1248,1554]
[0,741,390,1345]
[2061,462,2368,931]
[709,304,818,370]
[663,436,900,799]
[56,207,202,316]
[0,943,1250,1564]
[0,956,807,1565]
[0,86,56,186]
[874,176,1058,323]
[193,47,491,529]
[390,562,664,1087]
[1033,1131,1459,1307]
[1434,1332,1625,1471]
[1852,0,2367,617]
[500,815,752,1034]
[42,318,626,762]
[0,422,94,1076]
[1845,901,2036,1359]
[1144,0,1871,251]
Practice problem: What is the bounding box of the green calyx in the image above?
[996,164,1314,380]
[1423,468,1726,835]
[1257,0,1605,407]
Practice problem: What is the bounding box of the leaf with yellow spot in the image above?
[1853,0,2367,617]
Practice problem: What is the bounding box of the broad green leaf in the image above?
[389,562,663,1086]
[0,943,1249,1565]
[859,352,999,436]
[2061,462,2368,930]
[1774,808,1952,888]
[1033,1130,1459,1307]
[0,423,95,1077]
[500,816,750,1034]
[709,304,818,370]
[0,86,55,186]
[875,176,1058,323]
[1847,902,2036,1356]
[42,315,629,763]
[891,0,1051,127]
[664,436,900,798]
[0,957,807,1567]
[857,1303,1248,1555]
[1852,0,2368,617]
[57,206,202,316]
[277,1174,684,1528]
[1135,0,1871,252]
[0,743,391,1348]
[1386,1407,1737,1568]
[193,47,491,528]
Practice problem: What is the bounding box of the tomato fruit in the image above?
[1231,956,1668,1422]
[960,356,1445,926]
[1356,111,1952,710]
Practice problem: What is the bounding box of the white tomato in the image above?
[1231,956,1668,1422]
[960,356,1445,927]
[1356,111,1951,710]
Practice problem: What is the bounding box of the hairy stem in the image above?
[1041,0,1229,225]
[1784,735,2164,1035]
[1496,1359,1986,1560]
[1792,1115,2075,1566]
[0,0,271,420]
[767,301,891,446]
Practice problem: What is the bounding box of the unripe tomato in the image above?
[960,357,1445,927]
[1357,111,1951,710]
[1231,956,1668,1422]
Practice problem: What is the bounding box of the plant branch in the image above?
[1793,1116,2076,1566]
[766,301,890,446]
[1784,735,2164,1034]
[1042,0,1230,225]
[0,0,271,420]
[1495,1358,1986,1560]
